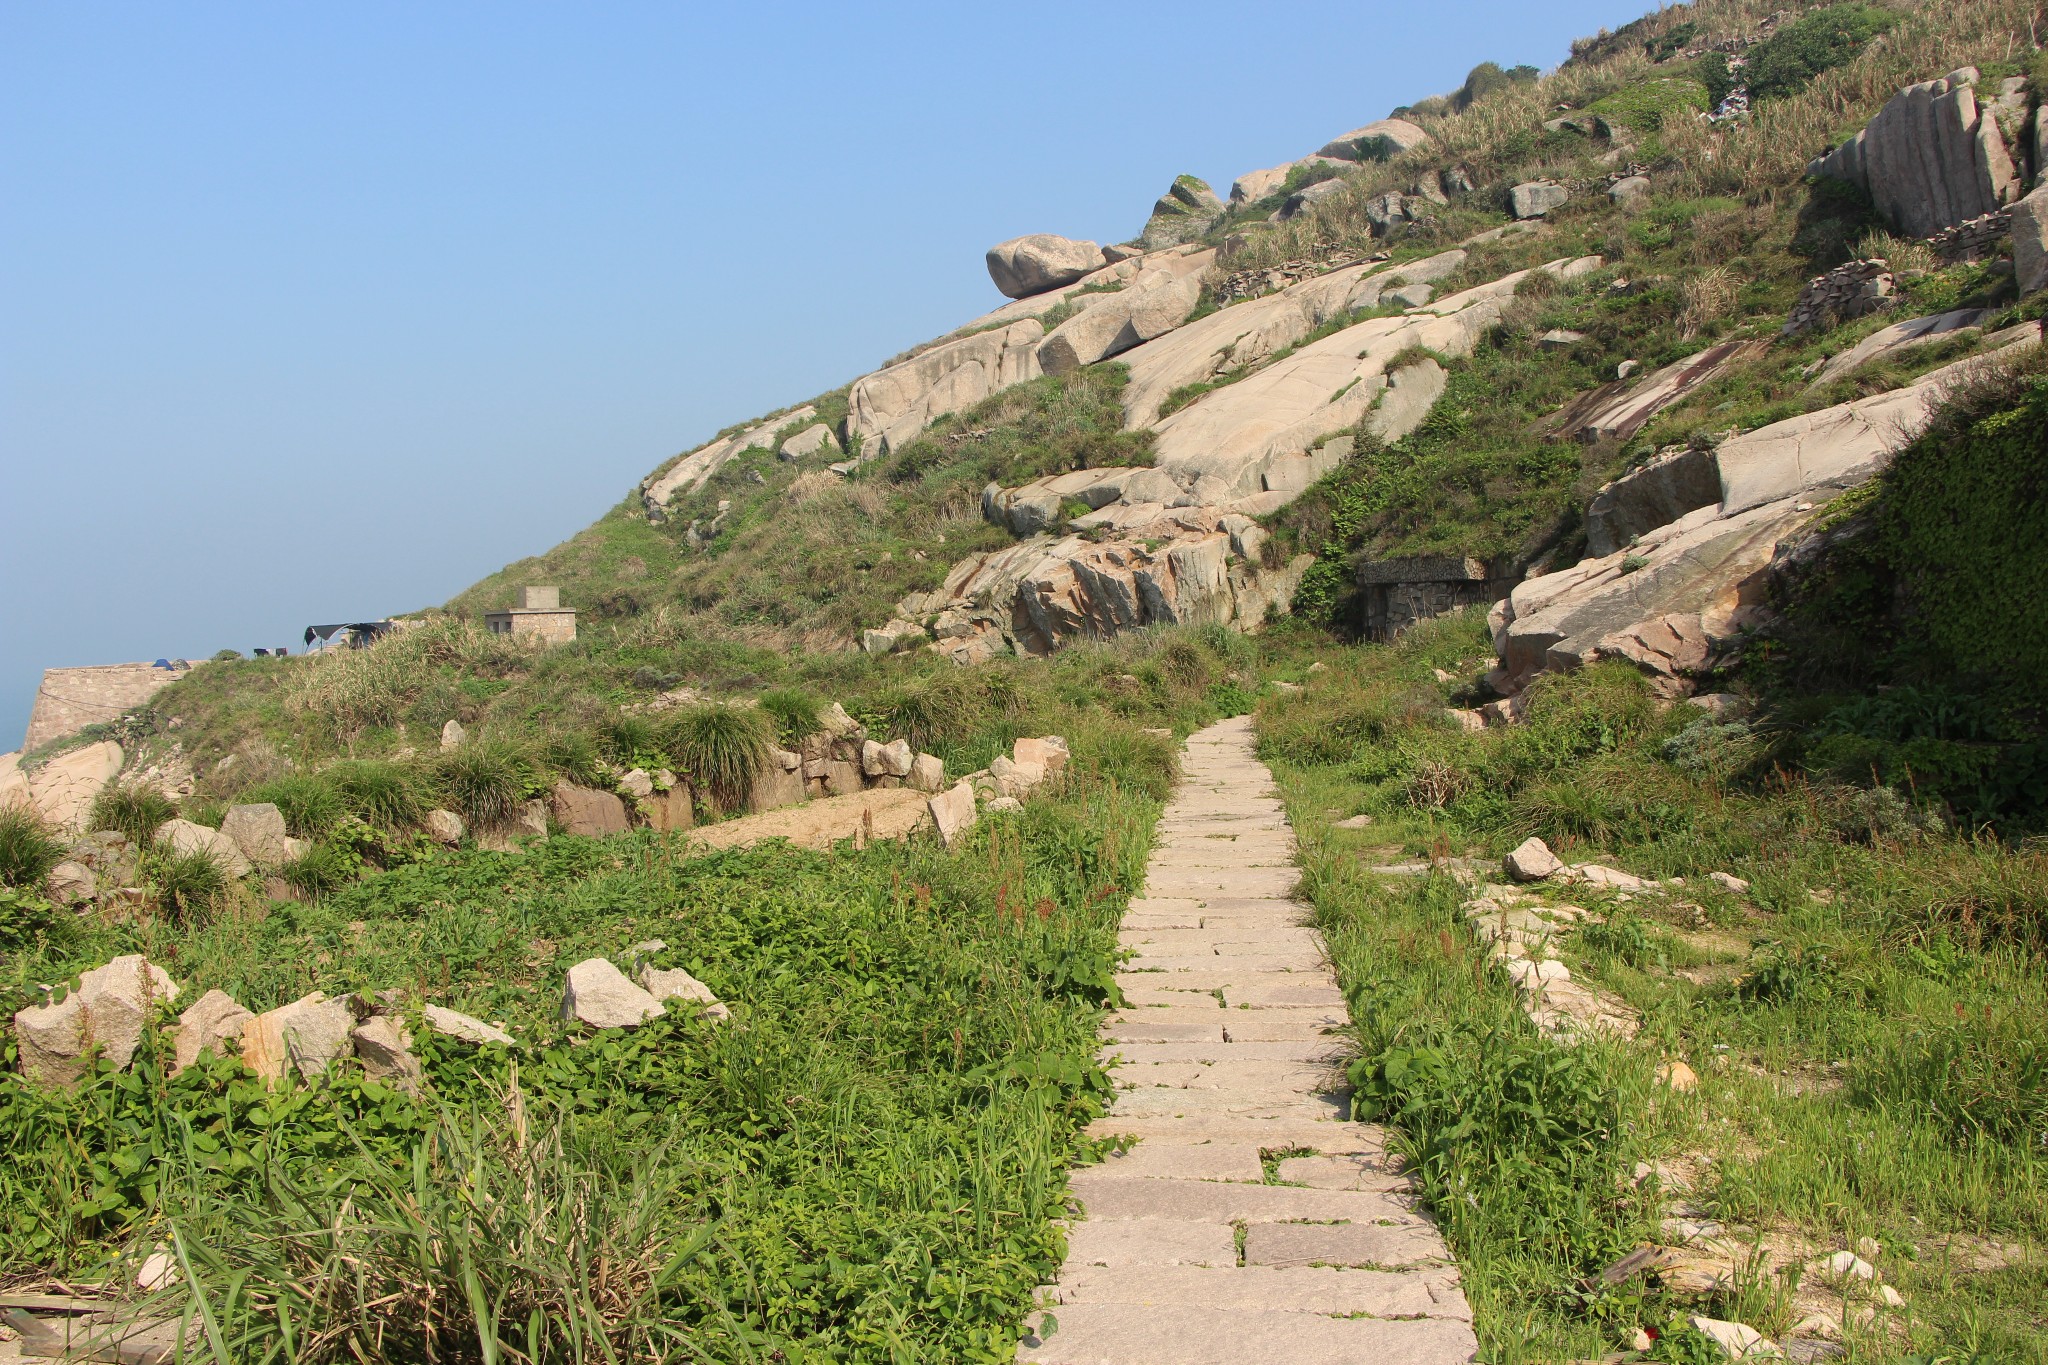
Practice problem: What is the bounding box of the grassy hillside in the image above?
[7,0,2048,1358]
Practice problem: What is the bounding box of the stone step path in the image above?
[1020,716,1478,1365]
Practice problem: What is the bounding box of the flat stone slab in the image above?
[1062,1218,1237,1268]
[1087,1115,1378,1150]
[1043,1263,1470,1318]
[1101,1040,1349,1065]
[1112,1059,1342,1092]
[1072,1177,1421,1225]
[1274,1154,1415,1192]
[1018,1304,1479,1365]
[1118,953,1328,975]
[1073,1143,1268,1182]
[1104,1088,1349,1121]
[1117,929,1323,956]
[1244,1220,1452,1269]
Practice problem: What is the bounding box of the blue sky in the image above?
[1,0,1654,748]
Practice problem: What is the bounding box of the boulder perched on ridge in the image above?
[1317,118,1429,161]
[986,234,1104,299]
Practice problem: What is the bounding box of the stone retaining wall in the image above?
[1783,259,1894,337]
[1927,209,2012,263]
[24,664,187,753]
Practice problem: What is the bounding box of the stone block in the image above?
[14,955,180,1087]
[549,781,629,838]
[240,992,357,1083]
[562,958,665,1028]
[221,803,291,866]
[929,782,977,850]
[172,988,254,1073]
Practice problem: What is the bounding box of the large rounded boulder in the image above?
[985,234,1104,299]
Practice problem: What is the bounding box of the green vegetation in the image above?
[0,806,65,889]
[663,704,772,812]
[0,782,1156,1361]
[1258,615,2048,1359]
[86,783,177,848]
[1741,3,1900,102]
[1586,75,1710,133]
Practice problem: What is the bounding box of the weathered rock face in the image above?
[986,235,1105,299]
[1809,68,2024,238]
[1038,274,1204,375]
[1229,157,1343,204]
[2014,185,2048,296]
[172,988,253,1074]
[845,321,1045,459]
[1495,333,2043,697]
[1810,308,1993,386]
[982,466,1183,537]
[156,818,253,877]
[894,508,1313,662]
[562,958,666,1028]
[638,965,730,1020]
[1278,178,1351,221]
[423,808,466,845]
[240,992,356,1083]
[1549,339,1769,445]
[1510,181,1570,218]
[929,782,977,849]
[1139,176,1224,248]
[1585,446,1724,558]
[779,423,839,460]
[14,955,180,1087]
[549,781,630,838]
[221,803,291,866]
[1317,118,1429,162]
[351,1015,422,1091]
[423,1003,516,1046]
[18,741,124,833]
[748,754,807,814]
[1114,248,1474,428]
[643,405,817,510]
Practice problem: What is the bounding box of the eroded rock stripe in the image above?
[1020,715,1478,1365]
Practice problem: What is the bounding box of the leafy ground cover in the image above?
[0,726,1167,1362]
[1255,613,2048,1361]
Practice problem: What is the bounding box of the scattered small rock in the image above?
[172,988,254,1073]
[351,1014,423,1093]
[1333,814,1373,829]
[562,958,665,1029]
[423,809,466,846]
[423,1003,516,1047]
[1708,871,1751,895]
[617,768,655,799]
[1691,1315,1778,1359]
[137,1249,178,1292]
[441,719,466,751]
[1657,1059,1700,1091]
[1504,836,1563,882]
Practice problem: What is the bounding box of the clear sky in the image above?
[2,0,1655,749]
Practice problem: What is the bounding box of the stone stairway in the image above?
[1019,716,1478,1364]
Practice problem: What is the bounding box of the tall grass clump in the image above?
[86,783,178,848]
[323,760,425,830]
[242,774,348,840]
[759,687,825,744]
[663,706,771,813]
[437,740,539,830]
[0,805,66,888]
[143,847,230,924]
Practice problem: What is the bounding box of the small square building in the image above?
[485,586,577,644]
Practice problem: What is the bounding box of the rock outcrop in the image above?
[1549,339,1768,446]
[7,741,124,832]
[1584,446,1724,558]
[1808,68,2025,238]
[1038,274,1204,375]
[24,663,188,753]
[221,803,291,866]
[1494,333,2042,697]
[893,507,1312,663]
[986,235,1105,299]
[1139,176,1224,249]
[563,957,666,1028]
[643,406,817,510]
[1317,118,1430,162]
[1228,157,1343,205]
[156,817,253,877]
[2013,185,2048,295]
[846,321,1047,459]
[1809,308,1994,386]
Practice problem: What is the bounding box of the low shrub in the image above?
[144,847,230,924]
